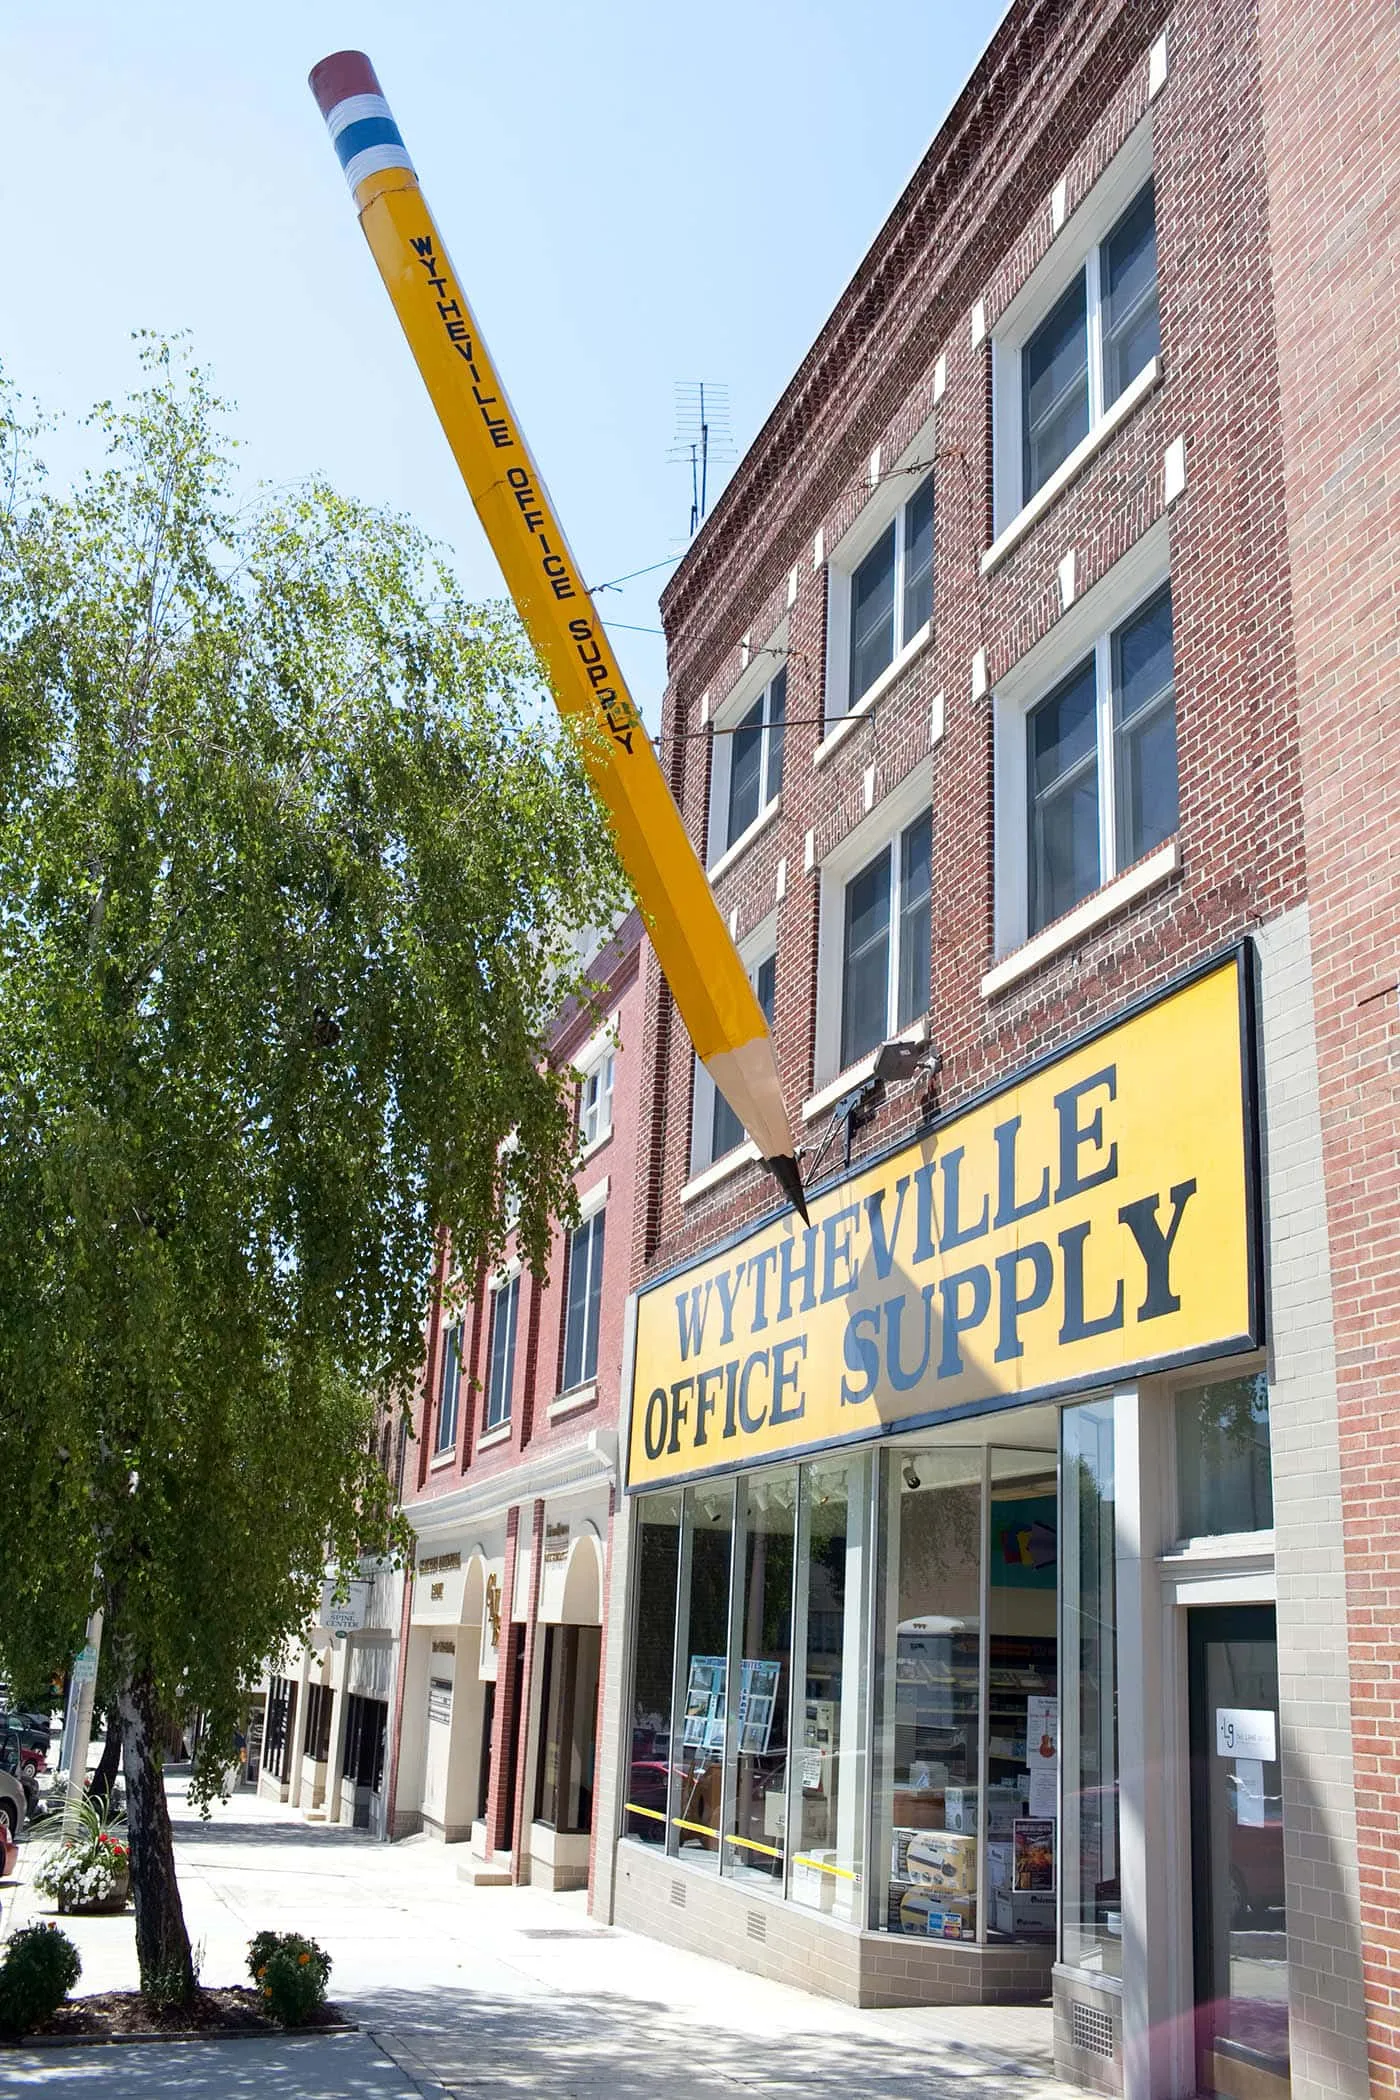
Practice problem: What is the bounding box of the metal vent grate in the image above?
[670,1880,686,1908]
[746,1910,767,1943]
[1071,2001,1116,2059]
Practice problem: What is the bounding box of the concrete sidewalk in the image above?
[0,1780,1081,2097]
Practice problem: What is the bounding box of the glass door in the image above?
[1188,1605,1289,2098]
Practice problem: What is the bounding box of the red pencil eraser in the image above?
[308,50,383,119]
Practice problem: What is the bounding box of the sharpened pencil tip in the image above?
[764,1153,810,1225]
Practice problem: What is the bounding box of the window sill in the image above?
[476,1423,511,1452]
[813,622,934,769]
[680,1139,760,1204]
[429,1450,457,1472]
[548,1383,598,1422]
[802,1016,930,1123]
[981,838,1179,998]
[982,356,1162,576]
[576,1128,612,1166]
[708,796,782,882]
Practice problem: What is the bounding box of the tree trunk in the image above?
[118,1669,194,2003]
[90,1702,122,1808]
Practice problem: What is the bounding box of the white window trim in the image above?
[548,1383,598,1422]
[706,624,789,869]
[680,1137,761,1204]
[812,619,933,769]
[574,1019,618,1157]
[812,762,932,1093]
[801,1014,929,1125]
[990,115,1156,545]
[983,356,1160,575]
[476,1422,512,1453]
[689,911,778,1181]
[990,520,1172,968]
[575,1174,609,1221]
[708,793,783,881]
[482,1268,520,1432]
[980,839,1179,998]
[821,413,938,737]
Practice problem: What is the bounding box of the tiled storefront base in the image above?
[1052,1966,1123,2095]
[612,1842,1053,2008]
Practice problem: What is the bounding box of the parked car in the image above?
[0,1760,25,1852]
[0,1724,39,1821]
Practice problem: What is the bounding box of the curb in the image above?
[3,2020,360,2050]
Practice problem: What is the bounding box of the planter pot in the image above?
[58,1870,130,1915]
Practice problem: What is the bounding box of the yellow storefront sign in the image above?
[628,953,1259,1490]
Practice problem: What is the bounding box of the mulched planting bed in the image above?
[5,1986,354,2042]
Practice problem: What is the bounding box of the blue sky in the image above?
[3,2,1008,707]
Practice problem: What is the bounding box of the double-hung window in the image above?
[435,1322,462,1454]
[484,1275,519,1432]
[840,810,932,1069]
[844,477,935,715]
[561,1208,606,1391]
[723,668,786,851]
[994,149,1158,537]
[690,938,777,1176]
[1026,582,1177,935]
[710,953,777,1164]
[578,1050,614,1151]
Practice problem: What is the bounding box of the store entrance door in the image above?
[1187,1605,1289,2098]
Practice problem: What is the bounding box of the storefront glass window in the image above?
[1176,1372,1273,1537]
[1061,1396,1120,1975]
[673,1483,733,1871]
[875,1448,983,1940]
[987,1451,1059,1945]
[790,1455,868,1923]
[727,1470,797,1886]
[625,1491,680,1846]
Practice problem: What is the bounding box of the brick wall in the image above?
[639,0,1303,1290]
[1254,1,1400,2087]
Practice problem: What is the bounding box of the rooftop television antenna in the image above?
[670,382,735,537]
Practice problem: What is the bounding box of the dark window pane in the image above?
[764,669,786,806]
[1176,1375,1274,1537]
[1023,275,1090,499]
[849,523,897,708]
[1112,585,1177,865]
[726,693,765,846]
[486,1277,518,1429]
[842,846,892,1067]
[436,1323,461,1452]
[710,954,777,1163]
[1102,180,1160,403]
[903,480,935,641]
[897,810,932,1031]
[754,953,777,1025]
[1029,657,1100,932]
[584,1212,605,1384]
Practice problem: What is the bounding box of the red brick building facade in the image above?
[589,5,1387,2098]
[381,910,644,1889]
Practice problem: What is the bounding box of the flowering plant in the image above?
[247,1929,331,2025]
[33,1797,131,1910]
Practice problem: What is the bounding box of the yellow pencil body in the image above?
[310,53,802,1210]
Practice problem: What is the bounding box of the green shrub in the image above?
[0,1922,82,2035]
[246,1929,331,2027]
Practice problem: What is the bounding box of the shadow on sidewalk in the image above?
[350,1984,1070,2098]
[171,1818,375,1851]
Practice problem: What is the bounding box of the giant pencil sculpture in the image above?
[309,51,807,1222]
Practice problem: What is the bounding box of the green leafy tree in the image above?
[0,343,626,1998]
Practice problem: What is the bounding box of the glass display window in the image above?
[789,1457,869,1923]
[726,1470,797,1887]
[1176,1371,1273,1539]
[1060,1395,1120,1976]
[625,1491,680,1846]
[673,1483,734,1869]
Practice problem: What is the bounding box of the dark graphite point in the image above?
[764,1152,810,1226]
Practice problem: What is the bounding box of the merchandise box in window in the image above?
[946,1783,1024,1836]
[900,1887,976,1939]
[906,1829,978,1895]
[994,1888,1056,1938]
[791,1851,838,1914]
[987,1840,1014,1891]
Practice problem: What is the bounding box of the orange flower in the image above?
[298,1952,310,1966]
